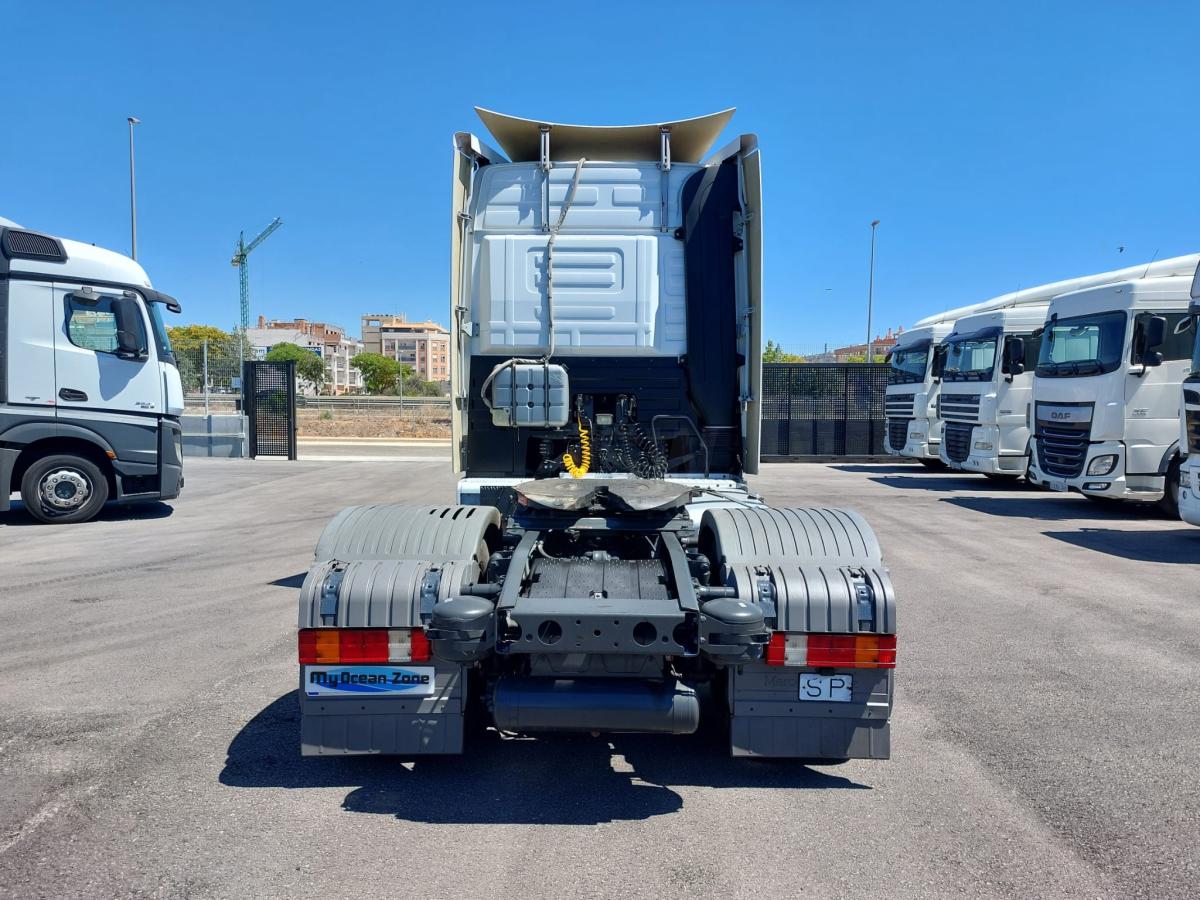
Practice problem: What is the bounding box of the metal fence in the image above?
[761,363,889,460]
[243,360,297,459]
[176,337,246,414]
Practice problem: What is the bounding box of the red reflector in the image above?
[411,628,432,662]
[765,632,787,665]
[338,629,390,663]
[764,632,897,669]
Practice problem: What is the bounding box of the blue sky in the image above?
[4,1,1199,352]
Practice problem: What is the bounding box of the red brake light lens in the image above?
[764,632,896,669]
[298,628,430,665]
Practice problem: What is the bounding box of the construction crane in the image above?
[230,217,283,331]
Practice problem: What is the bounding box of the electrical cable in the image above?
[562,417,592,478]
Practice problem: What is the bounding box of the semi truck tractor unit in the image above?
[937,305,1046,479]
[885,320,951,465]
[296,109,898,761]
[1026,273,1197,516]
[0,219,185,523]
[1179,264,1200,527]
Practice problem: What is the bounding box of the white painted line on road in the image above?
[297,455,448,462]
[298,439,450,446]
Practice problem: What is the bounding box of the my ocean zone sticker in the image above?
[304,666,436,698]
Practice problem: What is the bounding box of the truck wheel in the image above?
[20,455,110,524]
[1157,458,1181,520]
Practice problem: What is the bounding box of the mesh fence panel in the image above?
[761,363,889,458]
[244,361,297,459]
[176,337,245,413]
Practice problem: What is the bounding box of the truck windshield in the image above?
[943,337,996,381]
[1036,311,1126,377]
[888,342,929,384]
[147,301,177,366]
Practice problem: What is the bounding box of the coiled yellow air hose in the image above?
[562,418,591,478]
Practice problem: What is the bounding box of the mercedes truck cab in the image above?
[938,305,1046,479]
[1,219,185,523]
[884,319,952,466]
[1027,272,1196,516]
[1179,262,1200,527]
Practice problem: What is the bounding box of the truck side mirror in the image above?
[1144,315,1167,350]
[931,346,946,379]
[1003,337,1025,376]
[112,296,147,361]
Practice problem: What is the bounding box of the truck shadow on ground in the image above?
[1043,528,1200,563]
[220,692,870,825]
[829,464,926,474]
[0,500,175,527]
[867,474,1027,492]
[941,496,1165,522]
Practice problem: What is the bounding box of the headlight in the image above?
[973,441,994,451]
[909,431,925,440]
[1087,454,1118,476]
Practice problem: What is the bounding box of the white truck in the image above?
[1179,262,1200,527]
[294,109,898,762]
[938,304,1047,479]
[885,318,953,466]
[1026,262,1199,516]
[1,218,184,523]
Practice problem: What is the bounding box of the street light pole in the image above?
[127,117,141,260]
[866,219,880,363]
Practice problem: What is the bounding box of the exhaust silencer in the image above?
[493,677,699,735]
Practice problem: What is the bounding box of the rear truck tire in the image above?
[1158,458,1181,520]
[918,459,946,470]
[19,454,109,524]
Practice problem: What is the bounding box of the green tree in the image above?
[763,339,805,363]
[401,372,444,396]
[351,353,407,394]
[265,342,328,389]
[167,324,249,392]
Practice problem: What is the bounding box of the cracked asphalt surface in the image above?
[1,459,1198,899]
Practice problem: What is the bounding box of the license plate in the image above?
[303,665,436,698]
[1048,478,1067,492]
[798,673,853,702]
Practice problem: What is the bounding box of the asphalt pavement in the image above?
[1,459,1198,899]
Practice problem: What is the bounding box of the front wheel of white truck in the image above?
[20,454,110,524]
[1157,457,1181,520]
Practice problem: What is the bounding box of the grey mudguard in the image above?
[298,504,499,757]
[701,506,896,759]
[314,504,500,566]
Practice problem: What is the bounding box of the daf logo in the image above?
[1050,411,1072,420]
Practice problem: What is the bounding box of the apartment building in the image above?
[361,313,451,383]
[249,316,364,394]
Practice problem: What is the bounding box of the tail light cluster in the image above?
[298,628,431,665]
[766,632,896,669]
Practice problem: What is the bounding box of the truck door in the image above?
[5,280,58,411]
[51,284,162,418]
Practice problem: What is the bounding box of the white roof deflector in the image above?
[475,107,735,163]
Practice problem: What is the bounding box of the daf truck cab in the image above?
[295,109,898,763]
[1,219,184,523]
[1179,263,1200,527]
[938,305,1046,479]
[1027,274,1195,516]
[884,320,952,466]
